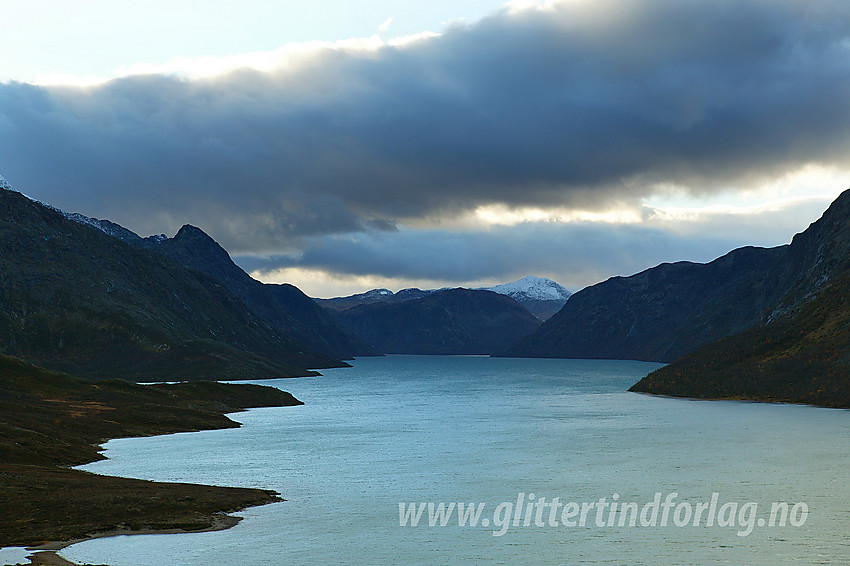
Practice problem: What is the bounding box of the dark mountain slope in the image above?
[145,225,376,359]
[316,287,433,311]
[504,191,850,363]
[0,187,338,380]
[505,245,793,362]
[629,274,850,407]
[335,288,541,355]
[630,191,850,406]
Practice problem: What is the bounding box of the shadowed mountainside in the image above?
[629,274,850,407]
[504,246,792,362]
[505,191,850,365]
[629,191,850,405]
[0,187,343,381]
[335,288,541,355]
[140,224,376,359]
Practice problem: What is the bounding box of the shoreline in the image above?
[21,513,247,566]
[627,388,850,411]
[0,357,302,564]
[3,440,286,566]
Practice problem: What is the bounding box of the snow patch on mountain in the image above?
[485,275,571,302]
[0,174,172,246]
[0,175,45,204]
[0,175,13,192]
[363,288,393,298]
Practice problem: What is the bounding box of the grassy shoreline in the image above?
[0,353,303,562]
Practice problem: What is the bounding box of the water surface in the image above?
[62,356,850,565]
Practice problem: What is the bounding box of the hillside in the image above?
[335,288,541,355]
[0,353,301,547]
[140,224,376,359]
[504,246,792,362]
[0,185,341,381]
[629,191,850,405]
[503,192,850,363]
[629,274,850,407]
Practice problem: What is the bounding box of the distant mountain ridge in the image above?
[317,275,571,321]
[334,288,541,355]
[316,287,434,312]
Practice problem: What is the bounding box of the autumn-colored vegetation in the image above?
[0,353,301,547]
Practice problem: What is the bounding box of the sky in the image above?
[2,0,850,297]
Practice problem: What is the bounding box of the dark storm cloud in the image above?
[237,223,701,285]
[237,196,834,290]
[236,214,795,291]
[1,0,849,254]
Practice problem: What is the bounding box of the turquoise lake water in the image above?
[58,356,850,565]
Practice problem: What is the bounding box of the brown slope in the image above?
[629,274,850,407]
[0,353,302,547]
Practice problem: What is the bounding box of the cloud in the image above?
[1,0,849,284]
[379,17,394,35]
[240,193,834,295]
[242,223,712,287]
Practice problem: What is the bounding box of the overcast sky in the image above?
[2,0,849,297]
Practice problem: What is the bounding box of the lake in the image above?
[61,356,850,565]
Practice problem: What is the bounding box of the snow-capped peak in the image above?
[366,288,393,297]
[0,175,14,192]
[0,174,145,242]
[485,275,571,302]
[0,175,63,209]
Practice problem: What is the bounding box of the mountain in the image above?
[135,225,376,359]
[316,287,434,311]
[0,180,344,380]
[485,275,571,320]
[629,190,850,406]
[334,288,541,355]
[629,274,850,406]
[20,179,375,361]
[316,275,570,321]
[506,191,850,365]
[504,247,792,362]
